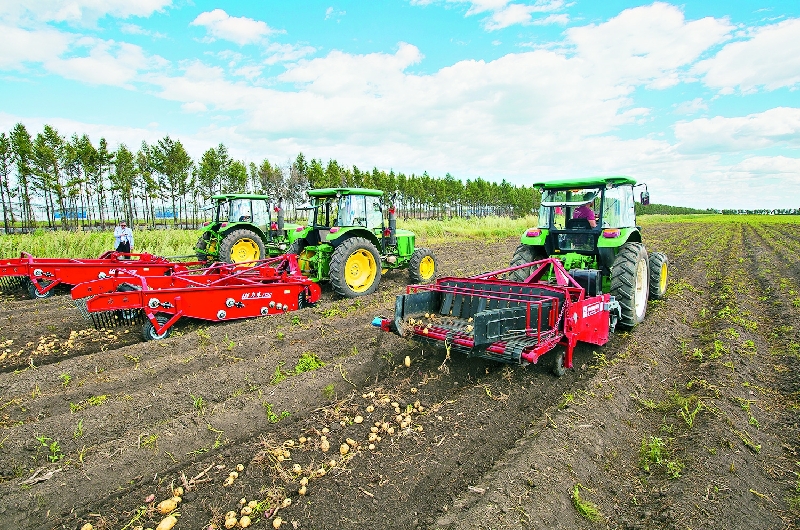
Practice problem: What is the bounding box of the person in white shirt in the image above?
[114,220,134,255]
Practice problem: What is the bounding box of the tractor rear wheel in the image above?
[142,314,171,341]
[508,244,547,282]
[329,237,382,298]
[408,248,437,283]
[610,242,649,328]
[648,251,669,300]
[219,229,265,264]
[27,280,54,299]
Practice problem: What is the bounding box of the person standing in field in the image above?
[114,220,134,255]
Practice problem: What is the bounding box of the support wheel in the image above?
[552,350,566,377]
[610,242,649,328]
[329,237,382,298]
[142,314,171,341]
[408,248,437,283]
[27,280,54,299]
[220,229,266,264]
[648,251,669,300]
[508,244,547,282]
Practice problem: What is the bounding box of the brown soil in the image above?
[0,223,798,530]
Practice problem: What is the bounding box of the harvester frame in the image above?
[71,255,321,341]
[374,257,621,374]
[0,251,199,299]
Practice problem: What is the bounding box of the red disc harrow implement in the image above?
[71,255,321,341]
[373,258,621,374]
[0,251,202,299]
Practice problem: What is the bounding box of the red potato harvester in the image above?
[0,251,203,299]
[71,255,321,341]
[373,258,622,375]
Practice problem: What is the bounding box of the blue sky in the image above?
[0,0,798,209]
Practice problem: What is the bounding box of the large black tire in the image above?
[329,237,382,298]
[552,349,566,377]
[219,229,266,264]
[195,233,210,261]
[508,244,547,282]
[408,248,437,283]
[610,242,649,328]
[27,280,54,299]
[142,314,171,341]
[648,251,669,300]
[287,240,303,255]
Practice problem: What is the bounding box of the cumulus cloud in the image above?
[191,9,277,46]
[45,38,165,87]
[566,2,733,88]
[0,25,73,68]
[0,0,172,25]
[694,18,800,93]
[674,107,800,153]
[410,0,566,30]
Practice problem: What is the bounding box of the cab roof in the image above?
[307,188,383,198]
[532,176,637,189]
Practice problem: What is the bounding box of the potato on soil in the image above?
[273,516,283,528]
[81,524,93,530]
[240,515,252,528]
[225,517,238,529]
[157,498,178,514]
[156,515,178,530]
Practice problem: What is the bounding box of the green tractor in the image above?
[509,176,668,327]
[195,194,297,264]
[288,188,437,298]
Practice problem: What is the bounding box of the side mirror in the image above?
[640,191,650,206]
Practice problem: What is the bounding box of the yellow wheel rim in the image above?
[419,255,435,280]
[345,249,377,293]
[659,262,668,293]
[230,238,260,264]
[299,249,315,275]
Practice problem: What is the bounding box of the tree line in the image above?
[0,123,540,232]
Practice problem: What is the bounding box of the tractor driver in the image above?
[573,192,597,228]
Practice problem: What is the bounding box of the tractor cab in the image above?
[289,188,437,298]
[195,194,296,264]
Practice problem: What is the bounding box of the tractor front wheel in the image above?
[552,349,566,377]
[142,314,171,341]
[329,237,382,298]
[195,233,211,261]
[408,248,437,283]
[610,242,649,328]
[219,229,266,264]
[648,251,669,300]
[508,244,547,282]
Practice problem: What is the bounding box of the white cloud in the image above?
[410,0,566,30]
[694,18,800,93]
[119,22,166,38]
[191,9,277,46]
[532,14,569,26]
[0,0,172,25]
[566,2,733,88]
[264,43,317,65]
[325,7,346,20]
[672,98,707,115]
[182,101,208,113]
[674,107,800,153]
[0,25,73,68]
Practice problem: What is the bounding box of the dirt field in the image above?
[1,220,799,530]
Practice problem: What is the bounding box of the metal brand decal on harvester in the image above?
[242,291,273,300]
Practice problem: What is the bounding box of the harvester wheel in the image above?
[648,251,669,300]
[552,350,566,377]
[220,229,265,265]
[610,242,649,327]
[142,314,171,341]
[27,280,55,299]
[329,237,382,298]
[408,248,437,283]
[508,244,547,282]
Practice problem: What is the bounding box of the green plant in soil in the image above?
[322,383,335,399]
[270,362,289,385]
[35,435,63,462]
[59,373,71,387]
[139,433,158,450]
[73,419,84,439]
[571,483,602,522]
[263,402,290,423]
[294,352,325,374]
[70,394,108,412]
[191,394,206,414]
